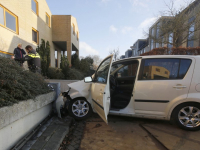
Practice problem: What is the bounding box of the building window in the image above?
[150,39,154,50]
[0,6,3,25]
[161,36,165,47]
[0,4,18,34]
[73,24,75,35]
[32,0,38,15]
[150,28,155,50]
[168,32,173,53]
[155,22,160,48]
[156,43,159,48]
[156,68,160,72]
[32,28,39,44]
[151,28,154,36]
[187,17,195,47]
[77,31,79,40]
[46,13,50,27]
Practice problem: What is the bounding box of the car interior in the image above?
[109,60,139,110]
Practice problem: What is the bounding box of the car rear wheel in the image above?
[172,103,200,131]
[68,98,92,120]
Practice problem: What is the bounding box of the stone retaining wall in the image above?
[0,91,56,150]
[46,79,78,92]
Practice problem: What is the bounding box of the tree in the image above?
[36,39,50,76]
[60,55,70,78]
[109,48,119,61]
[90,55,102,70]
[79,58,90,74]
[71,53,80,69]
[85,56,94,65]
[148,0,200,48]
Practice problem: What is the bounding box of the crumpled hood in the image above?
[67,80,91,98]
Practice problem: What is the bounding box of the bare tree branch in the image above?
[109,47,120,61]
[146,0,200,48]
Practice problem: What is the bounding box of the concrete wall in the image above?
[46,79,78,92]
[0,91,56,150]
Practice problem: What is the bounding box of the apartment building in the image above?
[180,0,200,48]
[149,16,172,51]
[125,49,132,58]
[0,0,79,67]
[138,39,149,55]
[131,39,149,57]
[149,0,200,50]
[120,55,125,59]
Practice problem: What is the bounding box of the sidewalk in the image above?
[21,116,73,150]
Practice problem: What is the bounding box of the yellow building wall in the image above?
[52,15,79,66]
[71,16,79,55]
[0,0,56,67]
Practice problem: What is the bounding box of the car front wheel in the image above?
[68,98,92,120]
[173,103,200,131]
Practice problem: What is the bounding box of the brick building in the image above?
[0,0,79,67]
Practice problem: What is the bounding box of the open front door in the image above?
[91,55,113,123]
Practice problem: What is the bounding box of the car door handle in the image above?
[173,85,186,88]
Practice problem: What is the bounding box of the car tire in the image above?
[172,102,200,131]
[68,98,93,120]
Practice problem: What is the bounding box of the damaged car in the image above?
[56,55,200,131]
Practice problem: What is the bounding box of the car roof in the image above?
[114,55,199,63]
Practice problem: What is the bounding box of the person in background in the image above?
[24,45,41,73]
[13,43,26,66]
[14,45,41,73]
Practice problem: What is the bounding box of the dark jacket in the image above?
[14,47,26,64]
[14,47,26,59]
[15,49,41,73]
[25,49,41,73]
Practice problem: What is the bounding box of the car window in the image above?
[141,58,191,80]
[94,57,111,83]
[178,59,192,79]
[110,61,138,78]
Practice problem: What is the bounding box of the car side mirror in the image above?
[84,76,92,83]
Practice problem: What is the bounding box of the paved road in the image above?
[79,114,200,150]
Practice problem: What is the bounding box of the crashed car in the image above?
[56,55,200,131]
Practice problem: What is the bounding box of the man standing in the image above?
[13,43,26,66]
[24,45,41,73]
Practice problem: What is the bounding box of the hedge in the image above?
[140,47,200,56]
[0,56,50,107]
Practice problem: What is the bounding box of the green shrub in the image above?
[47,67,65,79]
[36,39,50,76]
[0,56,50,107]
[60,55,70,79]
[79,59,90,74]
[68,68,84,80]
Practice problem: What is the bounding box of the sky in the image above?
[46,0,191,59]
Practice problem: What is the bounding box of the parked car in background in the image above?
[57,55,200,131]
